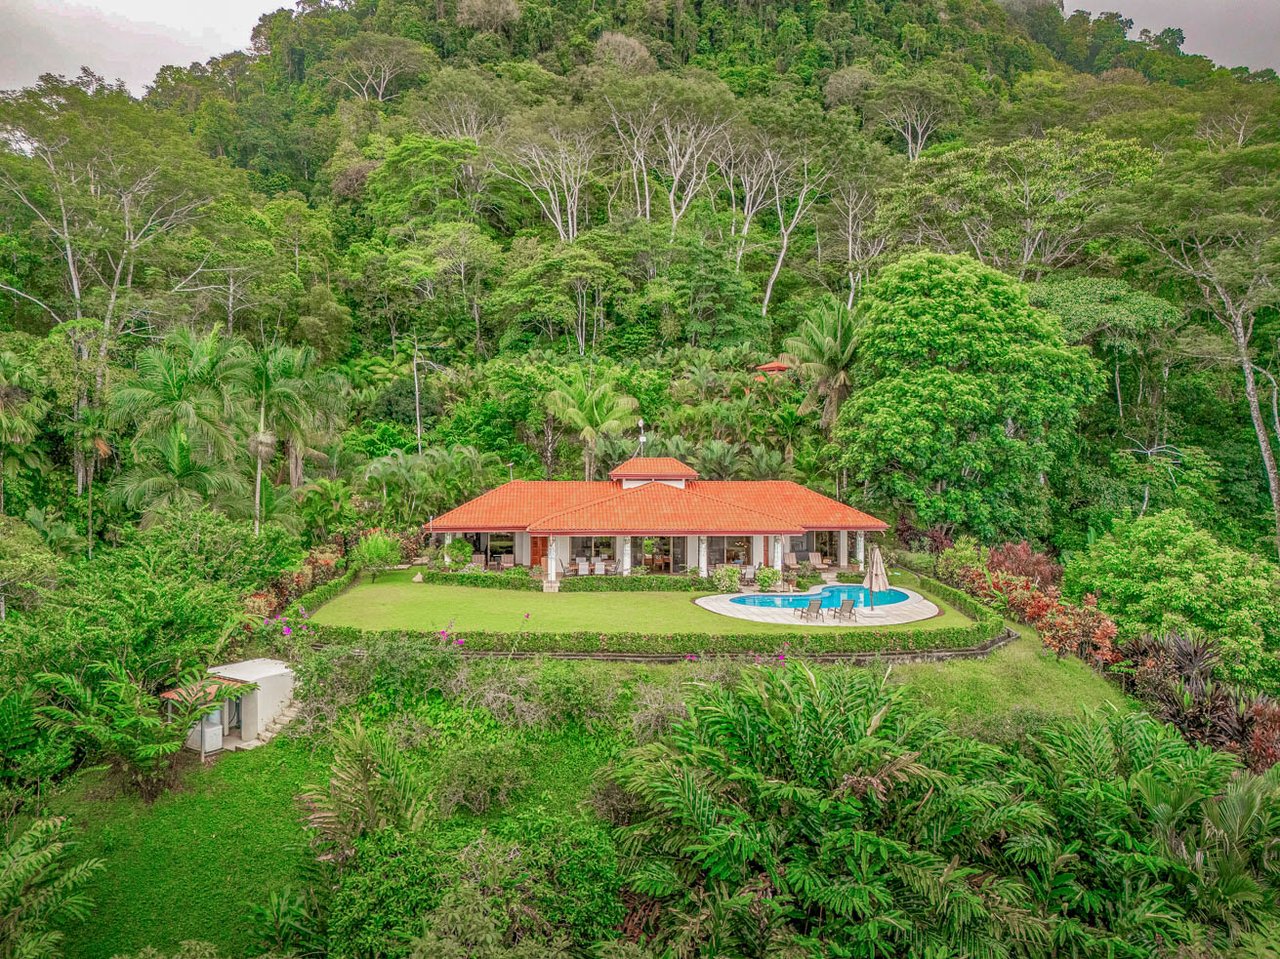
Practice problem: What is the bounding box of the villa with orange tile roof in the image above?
[430,456,887,582]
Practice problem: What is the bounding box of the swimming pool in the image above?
[731,585,910,610]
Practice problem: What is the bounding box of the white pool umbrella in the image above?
[862,545,889,610]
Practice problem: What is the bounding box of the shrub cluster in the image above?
[937,540,1280,770]
[610,665,1280,956]
[290,565,358,616]
[414,569,540,591]
[245,546,345,620]
[951,566,1120,666]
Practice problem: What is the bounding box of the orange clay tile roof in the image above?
[527,480,805,535]
[608,456,700,479]
[431,460,888,535]
[755,360,791,373]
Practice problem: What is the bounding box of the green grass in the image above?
[892,624,1132,738]
[50,739,326,959]
[310,569,971,635]
[51,629,1129,958]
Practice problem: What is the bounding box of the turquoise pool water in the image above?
[731,585,909,609]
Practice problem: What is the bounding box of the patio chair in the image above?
[808,552,830,570]
[593,560,606,576]
[831,600,857,623]
[577,559,590,576]
[741,564,756,585]
[795,599,823,622]
[471,552,485,567]
[500,554,515,570]
[783,552,800,570]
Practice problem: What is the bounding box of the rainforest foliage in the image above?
[3,1,1280,956]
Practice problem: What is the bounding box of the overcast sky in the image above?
[0,0,1276,94]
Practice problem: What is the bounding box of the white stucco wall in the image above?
[210,660,295,742]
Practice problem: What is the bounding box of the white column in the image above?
[772,535,783,573]
[837,531,848,569]
[751,535,764,568]
[698,536,708,577]
[547,535,558,581]
[443,532,454,565]
[685,536,698,573]
[856,531,865,571]
[621,537,632,575]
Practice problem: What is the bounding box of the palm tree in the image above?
[108,427,246,526]
[0,351,50,516]
[275,349,346,490]
[769,405,805,464]
[240,343,310,536]
[545,368,639,480]
[742,444,795,480]
[781,299,863,434]
[64,409,114,558]
[0,818,103,955]
[695,439,742,480]
[298,478,351,544]
[109,329,243,463]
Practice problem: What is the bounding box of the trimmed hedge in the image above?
[413,569,541,591]
[559,574,714,592]
[305,616,1001,655]
[290,565,358,615]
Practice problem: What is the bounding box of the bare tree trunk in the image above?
[1235,331,1280,558]
[411,337,423,455]
[86,459,95,559]
[254,400,265,537]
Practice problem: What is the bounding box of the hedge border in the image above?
[558,574,715,592]
[412,569,542,591]
[289,566,358,616]
[306,615,1002,655]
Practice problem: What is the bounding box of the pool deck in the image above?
[694,583,940,626]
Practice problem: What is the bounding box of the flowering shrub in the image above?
[756,566,781,591]
[242,546,347,621]
[952,566,1119,665]
[711,566,742,593]
[988,541,1062,588]
[946,552,1274,770]
[1247,698,1280,772]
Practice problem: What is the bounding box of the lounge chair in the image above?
[831,600,857,623]
[796,599,823,622]
[500,554,515,569]
[808,552,830,571]
[783,552,800,571]
[593,560,606,576]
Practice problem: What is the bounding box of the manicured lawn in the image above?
[310,569,971,635]
[50,739,326,959]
